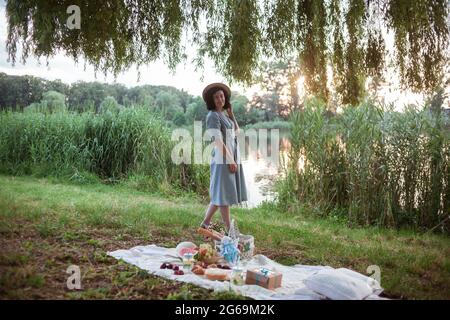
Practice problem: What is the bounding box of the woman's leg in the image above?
[219,205,231,233]
[201,202,218,227]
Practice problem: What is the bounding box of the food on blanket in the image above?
[217,264,231,270]
[192,265,205,275]
[174,270,184,275]
[194,261,209,269]
[198,244,212,257]
[179,247,197,256]
[204,256,221,264]
[176,241,198,258]
[207,264,217,269]
[197,227,223,241]
[194,243,221,264]
[161,263,184,272]
[205,268,230,281]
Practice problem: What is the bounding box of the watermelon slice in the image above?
[179,247,198,256]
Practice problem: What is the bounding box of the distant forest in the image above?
[0,72,291,128]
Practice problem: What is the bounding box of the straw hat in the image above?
[202,82,231,103]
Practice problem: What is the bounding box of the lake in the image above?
[239,131,291,208]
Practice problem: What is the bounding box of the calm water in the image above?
[239,133,291,208]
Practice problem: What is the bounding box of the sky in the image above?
[0,1,436,107]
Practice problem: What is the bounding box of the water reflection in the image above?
[239,131,290,208]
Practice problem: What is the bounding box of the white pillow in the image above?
[336,268,383,295]
[304,269,375,300]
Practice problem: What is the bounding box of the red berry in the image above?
[173,265,179,271]
[160,263,167,269]
[167,264,173,269]
[178,270,184,275]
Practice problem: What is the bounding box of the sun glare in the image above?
[297,75,306,99]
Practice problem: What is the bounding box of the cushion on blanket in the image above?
[303,269,376,300]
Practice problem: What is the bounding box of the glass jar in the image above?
[182,253,194,271]
[230,267,245,286]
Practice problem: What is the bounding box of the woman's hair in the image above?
[205,87,231,111]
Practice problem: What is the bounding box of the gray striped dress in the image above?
[206,110,248,206]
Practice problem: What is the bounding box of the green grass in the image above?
[0,174,449,299]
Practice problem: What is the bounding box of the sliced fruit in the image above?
[179,247,198,256]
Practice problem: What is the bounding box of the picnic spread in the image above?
[107,220,387,300]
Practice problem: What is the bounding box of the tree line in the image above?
[0,72,292,127]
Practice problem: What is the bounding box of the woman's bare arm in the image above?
[214,139,236,165]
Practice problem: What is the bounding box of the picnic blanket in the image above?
[107,244,387,300]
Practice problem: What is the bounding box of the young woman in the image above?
[200,83,248,235]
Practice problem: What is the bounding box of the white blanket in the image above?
[107,244,387,300]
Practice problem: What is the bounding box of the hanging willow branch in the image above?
[5,0,450,105]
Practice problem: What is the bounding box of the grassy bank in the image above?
[0,174,449,299]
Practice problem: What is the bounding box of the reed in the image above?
[0,106,209,197]
[279,98,450,233]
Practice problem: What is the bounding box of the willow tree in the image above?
[5,0,450,105]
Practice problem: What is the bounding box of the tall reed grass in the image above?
[278,98,450,233]
[0,106,209,197]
